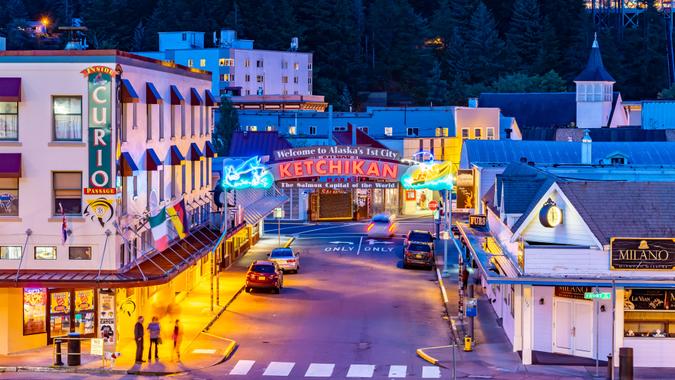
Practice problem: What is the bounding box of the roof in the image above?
[332,124,388,149]
[554,127,669,142]
[497,165,554,214]
[229,131,293,159]
[558,181,675,245]
[574,38,615,82]
[478,92,576,129]
[460,140,675,168]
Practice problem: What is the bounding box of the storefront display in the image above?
[49,291,71,339]
[624,288,675,337]
[98,292,115,344]
[23,288,46,335]
[310,189,352,221]
[74,289,95,335]
[47,289,97,342]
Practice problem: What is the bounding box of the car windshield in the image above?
[251,264,276,273]
[270,248,293,258]
[409,232,433,242]
[372,214,390,223]
[408,243,431,252]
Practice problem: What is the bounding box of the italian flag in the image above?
[149,207,170,251]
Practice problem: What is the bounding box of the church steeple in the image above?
[575,34,616,129]
[575,33,615,82]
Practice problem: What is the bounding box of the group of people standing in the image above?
[134,316,183,364]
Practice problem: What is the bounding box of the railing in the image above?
[52,336,108,368]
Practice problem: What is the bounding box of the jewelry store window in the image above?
[624,288,675,338]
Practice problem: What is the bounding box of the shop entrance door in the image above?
[553,299,593,358]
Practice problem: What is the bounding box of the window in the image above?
[246,90,251,95]
[384,127,393,136]
[159,168,165,201]
[486,127,495,140]
[200,160,204,188]
[170,105,176,138]
[256,75,264,83]
[461,128,469,139]
[69,247,91,260]
[191,161,196,191]
[308,63,312,70]
[245,74,251,82]
[181,32,187,41]
[181,104,186,137]
[288,126,297,135]
[146,104,153,141]
[34,246,56,260]
[171,166,176,198]
[199,58,206,67]
[0,178,19,216]
[0,246,21,259]
[282,76,288,84]
[282,61,288,69]
[181,164,186,194]
[146,171,152,210]
[294,62,299,70]
[283,90,288,95]
[219,58,225,66]
[190,106,195,136]
[53,96,82,141]
[0,102,18,140]
[244,59,250,67]
[256,59,264,68]
[187,59,194,67]
[358,127,368,134]
[247,125,258,131]
[309,126,317,135]
[266,125,275,131]
[159,104,165,139]
[308,78,312,84]
[406,127,419,136]
[219,58,234,66]
[53,172,81,215]
[611,156,626,165]
[133,175,138,198]
[474,128,482,139]
[220,74,232,81]
[293,76,299,84]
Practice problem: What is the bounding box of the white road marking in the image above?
[422,365,441,378]
[229,360,255,375]
[346,364,375,378]
[304,363,335,377]
[191,348,216,354]
[356,236,363,255]
[388,365,407,378]
[263,361,296,376]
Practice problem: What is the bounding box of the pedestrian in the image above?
[134,316,145,364]
[172,319,183,361]
[147,316,161,361]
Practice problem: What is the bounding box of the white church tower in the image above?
[575,34,615,129]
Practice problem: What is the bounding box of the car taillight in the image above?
[388,223,396,233]
[367,223,374,232]
[287,259,296,263]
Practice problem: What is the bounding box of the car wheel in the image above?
[402,262,408,269]
[245,287,251,293]
[274,287,281,294]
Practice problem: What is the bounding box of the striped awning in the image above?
[243,195,288,225]
[190,87,203,106]
[146,82,163,104]
[121,79,140,103]
[166,145,185,166]
[170,85,184,105]
[204,141,217,158]
[0,78,21,102]
[205,89,219,107]
[144,148,163,171]
[119,152,139,177]
[0,153,21,178]
[186,143,203,161]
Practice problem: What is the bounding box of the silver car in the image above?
[267,248,300,273]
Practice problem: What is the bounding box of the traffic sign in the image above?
[428,200,438,211]
[584,292,611,300]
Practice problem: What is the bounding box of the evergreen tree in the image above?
[336,84,354,111]
[448,0,477,39]
[505,0,547,74]
[213,97,240,157]
[131,21,144,52]
[467,2,506,83]
[426,61,450,105]
[658,84,675,99]
[429,0,453,48]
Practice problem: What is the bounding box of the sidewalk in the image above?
[0,235,290,376]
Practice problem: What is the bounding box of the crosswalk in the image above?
[226,360,443,378]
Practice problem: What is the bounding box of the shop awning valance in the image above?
[121,79,140,103]
[205,89,219,107]
[146,82,163,105]
[243,195,288,226]
[204,141,217,158]
[190,87,204,106]
[144,148,163,171]
[0,78,21,102]
[167,145,185,166]
[170,85,184,105]
[118,152,139,177]
[186,143,204,161]
[0,153,21,178]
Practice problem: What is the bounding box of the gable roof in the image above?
[332,124,388,149]
[574,38,615,82]
[479,92,576,129]
[228,131,292,160]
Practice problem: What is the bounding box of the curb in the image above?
[204,285,245,333]
[435,267,460,346]
[283,236,295,248]
[416,346,450,369]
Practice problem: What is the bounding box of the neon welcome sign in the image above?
[221,157,275,190]
[400,160,453,191]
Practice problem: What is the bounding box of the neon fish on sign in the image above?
[400,161,453,190]
[222,157,274,190]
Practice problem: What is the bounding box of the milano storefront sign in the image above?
[82,66,114,193]
[610,238,675,270]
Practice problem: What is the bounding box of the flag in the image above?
[60,203,68,244]
[149,207,170,251]
[167,198,189,239]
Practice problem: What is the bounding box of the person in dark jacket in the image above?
[134,316,145,364]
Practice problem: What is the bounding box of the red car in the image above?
[245,260,284,293]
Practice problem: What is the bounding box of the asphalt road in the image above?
[184,221,452,379]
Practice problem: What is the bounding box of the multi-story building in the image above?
[0,50,246,354]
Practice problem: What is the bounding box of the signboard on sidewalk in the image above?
[91,338,104,355]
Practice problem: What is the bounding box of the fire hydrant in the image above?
[464,335,473,352]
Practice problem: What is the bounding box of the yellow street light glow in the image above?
[40,17,50,27]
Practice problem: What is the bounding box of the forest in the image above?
[1,0,673,109]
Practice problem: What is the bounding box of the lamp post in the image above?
[442,188,452,277]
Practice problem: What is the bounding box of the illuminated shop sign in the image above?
[273,158,399,181]
[400,161,453,191]
[82,66,115,191]
[274,145,399,161]
[539,199,563,228]
[610,238,675,271]
[222,156,275,190]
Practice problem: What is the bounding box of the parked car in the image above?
[403,242,434,269]
[367,213,397,238]
[245,260,283,293]
[267,248,300,273]
[405,230,435,250]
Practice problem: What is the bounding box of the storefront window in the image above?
[74,289,95,335]
[23,288,46,335]
[624,288,675,337]
[49,291,71,338]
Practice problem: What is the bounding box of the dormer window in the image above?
[610,157,625,165]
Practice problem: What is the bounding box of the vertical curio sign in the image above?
[82,66,115,192]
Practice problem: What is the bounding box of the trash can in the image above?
[67,332,81,366]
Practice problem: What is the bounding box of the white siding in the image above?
[525,247,607,275]
[533,286,554,352]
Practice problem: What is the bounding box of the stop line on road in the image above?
[227,359,442,378]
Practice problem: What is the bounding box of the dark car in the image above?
[403,243,434,269]
[405,230,435,250]
[245,260,284,293]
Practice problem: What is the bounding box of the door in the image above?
[553,298,594,358]
[573,301,594,357]
[554,299,573,353]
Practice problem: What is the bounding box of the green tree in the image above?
[505,0,547,74]
[213,97,240,157]
[426,61,450,105]
[467,2,506,83]
[335,84,354,111]
[658,85,675,99]
[491,71,566,92]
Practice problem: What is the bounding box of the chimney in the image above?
[581,129,592,164]
[468,98,478,108]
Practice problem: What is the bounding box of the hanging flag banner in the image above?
[83,66,115,192]
[167,198,189,239]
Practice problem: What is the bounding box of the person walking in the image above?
[172,319,183,361]
[134,316,145,364]
[147,316,161,361]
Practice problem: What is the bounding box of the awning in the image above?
[170,85,184,105]
[204,141,217,158]
[0,153,21,178]
[119,152,139,177]
[205,89,219,107]
[121,79,140,103]
[190,87,204,106]
[146,82,163,104]
[186,143,203,161]
[243,195,288,225]
[143,148,163,171]
[0,78,21,102]
[167,145,185,166]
